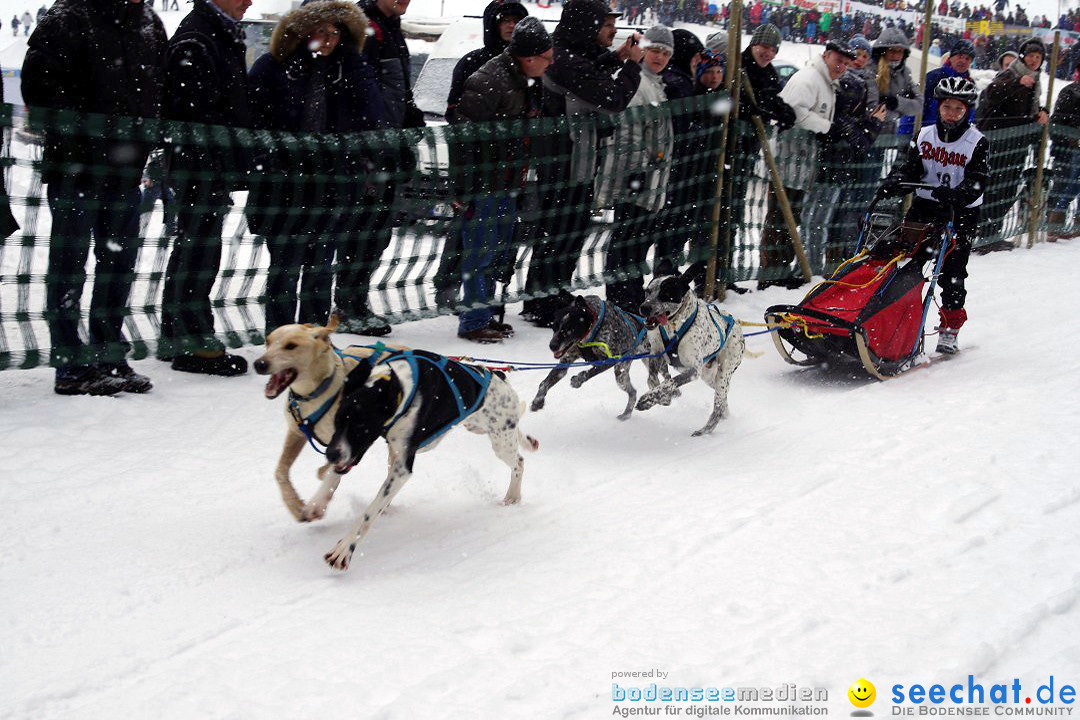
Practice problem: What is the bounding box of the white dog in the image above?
[636,273,745,436]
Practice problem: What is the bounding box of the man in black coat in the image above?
[158,0,253,376]
[22,0,167,395]
[452,16,552,343]
[445,0,528,124]
[434,0,527,307]
[330,0,424,336]
[521,0,644,327]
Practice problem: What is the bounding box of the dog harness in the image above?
[577,300,648,359]
[289,344,400,452]
[658,302,737,367]
[381,351,494,450]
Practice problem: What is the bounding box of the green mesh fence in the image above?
[0,96,1071,370]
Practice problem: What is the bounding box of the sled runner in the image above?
[764,185,954,380]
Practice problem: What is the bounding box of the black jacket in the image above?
[21,0,167,186]
[977,62,1043,132]
[358,0,424,128]
[248,1,386,134]
[165,0,253,187]
[820,67,883,182]
[740,47,795,131]
[445,0,527,123]
[451,50,538,195]
[1051,81,1080,155]
[246,0,389,236]
[542,0,640,118]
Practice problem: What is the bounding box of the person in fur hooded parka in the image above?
[247,0,389,333]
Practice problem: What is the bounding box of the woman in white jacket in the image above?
[757,41,854,288]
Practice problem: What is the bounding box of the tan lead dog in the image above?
[253,316,406,523]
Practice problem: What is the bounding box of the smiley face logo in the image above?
[848,679,876,709]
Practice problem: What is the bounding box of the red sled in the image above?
[764,194,953,380]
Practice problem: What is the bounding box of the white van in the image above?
[413,15,641,119]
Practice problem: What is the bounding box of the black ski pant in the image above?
[45,182,142,367]
[907,198,977,311]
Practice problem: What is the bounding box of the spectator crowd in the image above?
[4,0,1080,394]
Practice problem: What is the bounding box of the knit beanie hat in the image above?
[696,47,726,82]
[749,23,781,50]
[705,30,726,52]
[509,16,552,57]
[643,25,674,54]
[951,39,975,58]
[848,34,872,55]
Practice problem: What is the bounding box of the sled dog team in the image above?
[255,271,744,572]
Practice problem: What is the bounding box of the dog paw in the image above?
[324,541,354,571]
[617,411,632,421]
[570,372,588,388]
[530,398,544,412]
[636,395,656,411]
[300,502,326,523]
[691,427,712,437]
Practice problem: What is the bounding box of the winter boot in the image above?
[171,350,248,376]
[334,307,391,337]
[54,366,127,396]
[936,307,967,355]
[1048,210,1066,241]
[936,328,960,355]
[97,361,153,393]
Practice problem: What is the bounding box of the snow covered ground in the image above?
[2,239,1079,719]
[1,1,1079,717]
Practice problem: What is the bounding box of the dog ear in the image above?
[313,315,339,342]
[677,266,698,287]
[342,361,373,395]
[670,269,693,296]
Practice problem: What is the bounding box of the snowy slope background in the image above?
[1,0,1080,718]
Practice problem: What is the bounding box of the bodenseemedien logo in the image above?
[849,678,877,716]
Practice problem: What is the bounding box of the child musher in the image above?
[875,76,988,355]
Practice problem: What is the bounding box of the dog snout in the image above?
[325,445,341,464]
[253,357,270,375]
[640,303,653,318]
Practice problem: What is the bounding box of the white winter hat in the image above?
[643,25,674,54]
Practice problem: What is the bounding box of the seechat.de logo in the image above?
[849,678,877,716]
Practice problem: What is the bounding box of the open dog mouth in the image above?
[644,313,668,330]
[333,461,354,475]
[263,368,297,399]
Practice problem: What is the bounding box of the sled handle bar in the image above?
[855,183,954,253]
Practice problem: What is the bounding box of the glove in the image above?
[741,95,762,118]
[403,103,426,130]
[932,186,961,206]
[881,94,899,111]
[875,178,903,200]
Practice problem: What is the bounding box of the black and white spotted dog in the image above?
[530,294,670,420]
[322,349,538,571]
[637,272,745,436]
